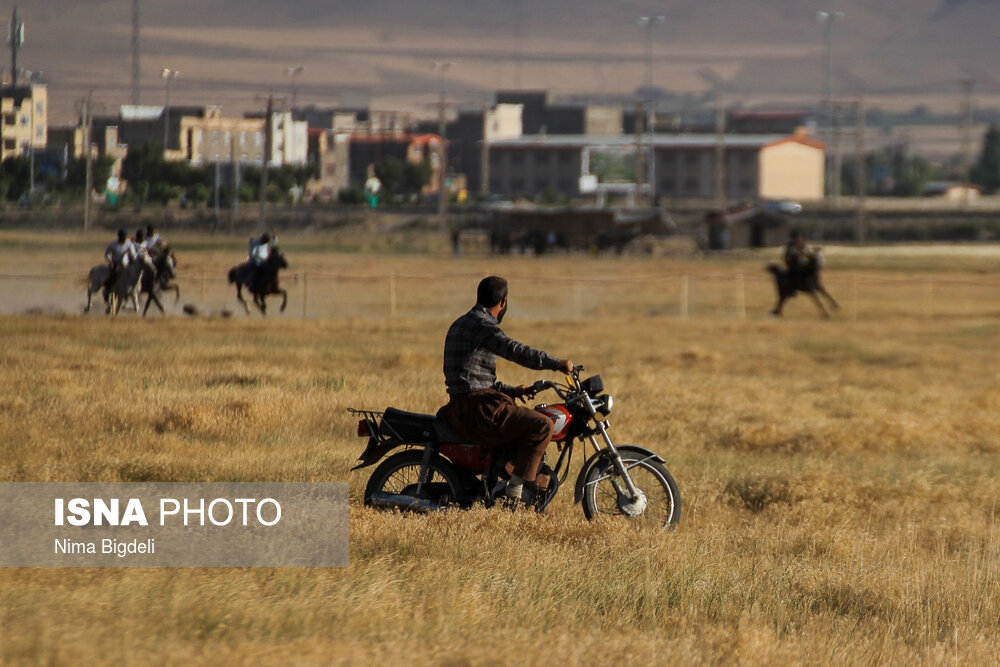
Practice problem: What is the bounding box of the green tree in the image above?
[374,155,404,197]
[64,156,114,193]
[971,123,1000,193]
[402,159,433,195]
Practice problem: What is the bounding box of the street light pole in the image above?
[816,10,844,201]
[638,15,663,207]
[285,66,304,111]
[161,67,179,151]
[433,61,453,230]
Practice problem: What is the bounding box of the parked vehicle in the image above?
[350,366,681,529]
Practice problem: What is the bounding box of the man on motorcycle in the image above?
[437,276,574,506]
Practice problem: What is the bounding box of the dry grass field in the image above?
[1,230,999,664]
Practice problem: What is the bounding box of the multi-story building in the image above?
[487,130,826,202]
[0,84,47,161]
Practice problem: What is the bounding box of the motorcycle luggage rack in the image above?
[347,407,405,445]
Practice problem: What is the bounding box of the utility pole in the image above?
[638,16,664,207]
[131,0,141,105]
[960,78,974,204]
[254,93,284,231]
[832,102,843,206]
[161,68,179,150]
[817,10,845,202]
[80,91,94,230]
[480,104,490,195]
[634,100,644,207]
[433,62,453,230]
[713,94,726,210]
[8,7,23,87]
[855,93,866,244]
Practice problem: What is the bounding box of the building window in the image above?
[511,178,524,192]
[660,179,675,192]
[511,151,524,165]
[685,152,699,166]
[36,127,44,139]
[684,177,699,194]
[3,113,14,126]
[20,115,29,126]
[3,139,14,150]
[255,133,263,145]
[36,101,44,115]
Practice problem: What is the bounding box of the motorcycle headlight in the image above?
[597,394,613,417]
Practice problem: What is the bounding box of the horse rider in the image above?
[145,224,163,255]
[436,276,574,508]
[241,232,272,284]
[784,231,809,283]
[133,228,157,271]
[103,228,136,291]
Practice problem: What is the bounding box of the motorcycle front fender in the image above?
[573,444,665,504]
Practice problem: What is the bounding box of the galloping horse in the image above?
[140,246,180,316]
[85,257,153,316]
[227,248,288,315]
[767,249,840,318]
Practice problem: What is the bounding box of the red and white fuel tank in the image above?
[535,404,573,441]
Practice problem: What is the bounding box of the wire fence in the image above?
[1,266,999,322]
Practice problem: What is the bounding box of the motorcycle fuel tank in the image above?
[535,404,573,441]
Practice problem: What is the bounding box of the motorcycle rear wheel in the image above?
[581,449,681,529]
[364,450,465,510]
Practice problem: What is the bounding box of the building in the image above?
[0,84,47,161]
[306,128,350,200]
[347,133,443,195]
[487,130,825,202]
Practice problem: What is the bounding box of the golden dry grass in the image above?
[1,230,999,664]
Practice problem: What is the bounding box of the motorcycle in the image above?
[349,366,681,529]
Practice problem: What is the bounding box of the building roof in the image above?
[489,133,824,150]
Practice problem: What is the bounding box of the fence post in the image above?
[851,274,858,324]
[302,272,308,320]
[680,273,689,319]
[924,278,934,320]
[389,272,397,318]
[201,269,207,304]
[736,270,746,320]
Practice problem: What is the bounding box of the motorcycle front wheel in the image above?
[364,449,465,511]
[581,448,681,529]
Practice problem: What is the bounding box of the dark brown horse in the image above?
[767,250,839,318]
[227,248,288,315]
[140,246,180,316]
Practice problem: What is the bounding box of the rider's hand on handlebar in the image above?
[557,359,574,375]
[513,384,537,403]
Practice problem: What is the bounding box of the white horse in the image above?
[85,258,154,315]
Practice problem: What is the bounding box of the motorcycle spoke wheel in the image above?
[583,454,681,530]
[364,450,464,509]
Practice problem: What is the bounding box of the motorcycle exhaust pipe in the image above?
[369,491,448,513]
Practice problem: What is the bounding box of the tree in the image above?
[971,123,1000,193]
[402,159,432,195]
[374,155,404,197]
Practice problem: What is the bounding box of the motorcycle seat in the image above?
[381,407,466,445]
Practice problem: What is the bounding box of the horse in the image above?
[139,246,180,316]
[85,257,153,316]
[227,248,288,315]
[767,249,840,318]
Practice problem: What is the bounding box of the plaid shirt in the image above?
[443,304,561,396]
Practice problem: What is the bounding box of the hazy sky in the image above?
[11,0,1000,124]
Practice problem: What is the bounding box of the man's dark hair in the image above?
[135,229,145,242]
[117,228,127,241]
[260,233,271,244]
[477,276,508,308]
